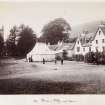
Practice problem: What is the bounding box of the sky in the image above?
[0,1,105,40]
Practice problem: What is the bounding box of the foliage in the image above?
[84,51,105,64]
[6,25,36,57]
[72,54,84,61]
[16,26,36,57]
[84,52,95,63]
[69,37,77,43]
[41,18,71,44]
[63,50,68,60]
[0,33,4,57]
[6,26,17,56]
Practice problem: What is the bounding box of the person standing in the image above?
[30,55,33,62]
[43,58,45,64]
[61,57,63,65]
[54,57,57,64]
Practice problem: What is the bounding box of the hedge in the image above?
[72,54,84,61]
[84,51,105,64]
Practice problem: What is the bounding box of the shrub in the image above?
[84,52,95,63]
[85,51,105,65]
[72,54,84,61]
[63,50,68,60]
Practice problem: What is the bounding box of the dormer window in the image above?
[99,30,101,35]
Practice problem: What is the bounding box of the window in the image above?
[77,47,80,52]
[102,39,105,43]
[83,48,85,52]
[99,30,101,35]
[96,40,98,44]
[89,47,91,52]
[102,46,105,52]
[96,47,98,52]
[78,41,79,44]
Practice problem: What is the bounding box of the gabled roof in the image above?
[57,43,75,51]
[82,42,92,47]
[67,43,76,50]
[91,25,105,41]
[49,42,76,51]
[28,42,55,55]
[100,26,105,35]
[81,33,95,45]
[49,45,58,51]
[73,25,105,48]
[75,33,93,47]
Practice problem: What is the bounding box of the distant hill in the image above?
[71,20,102,38]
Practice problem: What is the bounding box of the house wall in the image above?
[54,27,105,58]
[82,46,90,55]
[91,28,105,52]
[67,50,74,57]
[74,38,83,55]
[73,27,105,56]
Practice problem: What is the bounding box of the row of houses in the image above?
[27,24,105,62]
[50,25,105,58]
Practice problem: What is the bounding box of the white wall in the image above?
[74,38,83,55]
[91,28,105,52]
[67,50,74,57]
[82,46,90,55]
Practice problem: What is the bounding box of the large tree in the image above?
[0,33,4,57]
[7,25,36,57]
[41,18,71,44]
[16,26,36,57]
[6,26,17,56]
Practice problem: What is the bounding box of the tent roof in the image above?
[28,42,55,56]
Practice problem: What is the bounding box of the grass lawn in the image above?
[0,58,105,94]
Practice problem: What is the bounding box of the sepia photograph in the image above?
[0,0,105,94]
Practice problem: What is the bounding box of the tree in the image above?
[16,26,36,57]
[7,25,36,57]
[6,26,17,56]
[0,33,4,57]
[41,18,71,44]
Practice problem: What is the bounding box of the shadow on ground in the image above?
[0,78,99,94]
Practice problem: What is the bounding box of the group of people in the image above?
[42,58,64,65]
[54,57,64,65]
[27,56,64,65]
[27,56,33,62]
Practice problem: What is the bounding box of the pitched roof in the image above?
[49,45,58,51]
[75,32,94,47]
[49,42,75,51]
[57,43,75,51]
[28,42,55,55]
[81,33,95,44]
[67,43,76,50]
[100,26,105,35]
[91,25,105,41]
[82,42,92,47]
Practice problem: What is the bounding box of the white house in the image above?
[73,37,83,55]
[49,25,105,58]
[73,25,105,56]
[91,25,105,52]
[49,41,75,58]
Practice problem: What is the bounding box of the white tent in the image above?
[27,42,56,62]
